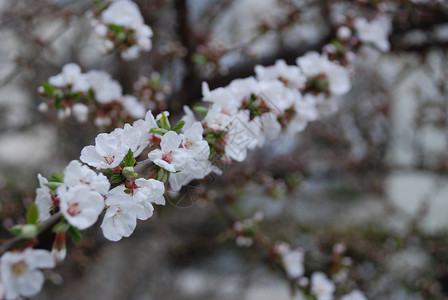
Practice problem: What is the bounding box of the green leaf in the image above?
[172,120,185,132]
[41,82,55,95]
[149,128,168,135]
[53,221,70,233]
[68,226,82,242]
[109,24,125,34]
[193,104,208,116]
[49,173,64,183]
[26,203,39,225]
[44,182,62,191]
[191,53,209,65]
[158,168,168,183]
[159,112,171,130]
[110,174,123,184]
[124,149,136,167]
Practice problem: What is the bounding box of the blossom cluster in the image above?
[0,5,396,298]
[132,73,172,112]
[227,214,366,300]
[38,63,147,127]
[275,242,367,300]
[90,0,153,60]
[325,14,392,64]
[190,50,350,169]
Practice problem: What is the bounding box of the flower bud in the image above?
[20,224,38,238]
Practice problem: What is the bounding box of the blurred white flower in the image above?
[101,0,144,27]
[281,249,305,279]
[86,70,123,104]
[341,289,367,300]
[1,249,55,299]
[71,103,89,123]
[354,15,391,52]
[311,272,335,300]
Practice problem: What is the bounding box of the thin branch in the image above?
[0,212,63,256]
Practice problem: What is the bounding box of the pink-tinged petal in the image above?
[148,149,163,162]
[80,146,103,168]
[153,159,176,172]
[160,131,181,152]
[101,207,138,241]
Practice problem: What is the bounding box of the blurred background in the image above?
[1,0,448,299]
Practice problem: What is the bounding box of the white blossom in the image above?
[311,272,335,300]
[341,290,367,300]
[86,70,123,104]
[58,185,105,230]
[121,45,140,61]
[136,25,153,51]
[296,52,351,96]
[101,0,144,27]
[225,110,258,162]
[101,189,145,242]
[80,130,129,169]
[255,60,306,89]
[71,103,89,123]
[204,104,233,131]
[48,63,90,92]
[1,249,55,299]
[148,131,190,172]
[134,178,166,206]
[121,95,146,119]
[354,15,391,52]
[62,160,110,195]
[281,249,305,279]
[94,116,112,127]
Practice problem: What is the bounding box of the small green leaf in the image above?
[68,226,82,242]
[9,225,23,236]
[102,169,114,175]
[49,173,64,183]
[158,168,168,183]
[44,182,62,191]
[159,112,171,130]
[53,221,70,233]
[193,104,208,116]
[110,174,123,184]
[172,120,185,132]
[26,203,39,225]
[149,128,168,135]
[124,149,136,167]
[191,53,209,65]
[41,82,55,95]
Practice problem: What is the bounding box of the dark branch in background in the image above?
[0,1,93,89]
[170,0,197,111]
[197,0,236,30]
